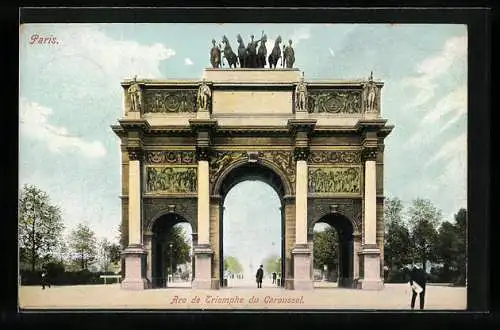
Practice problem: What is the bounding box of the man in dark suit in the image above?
[409,264,427,310]
[256,265,264,288]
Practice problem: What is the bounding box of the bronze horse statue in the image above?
[257,33,267,68]
[268,36,282,69]
[236,34,247,68]
[221,35,238,68]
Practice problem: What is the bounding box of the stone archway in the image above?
[310,212,357,288]
[149,213,194,288]
[112,68,393,291]
[211,160,293,288]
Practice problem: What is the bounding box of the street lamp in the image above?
[169,243,173,283]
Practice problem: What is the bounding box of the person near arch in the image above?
[256,265,264,288]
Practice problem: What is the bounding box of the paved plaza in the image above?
[19,279,466,310]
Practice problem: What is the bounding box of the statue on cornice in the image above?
[295,72,308,112]
[362,71,378,113]
[210,39,222,68]
[127,75,142,112]
[197,79,212,111]
[283,39,295,68]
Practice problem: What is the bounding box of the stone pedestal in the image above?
[121,245,148,290]
[191,244,213,289]
[359,246,384,290]
[292,244,313,290]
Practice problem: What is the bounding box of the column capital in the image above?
[127,148,143,161]
[195,146,212,161]
[362,147,378,161]
[293,146,310,161]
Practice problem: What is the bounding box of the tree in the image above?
[385,222,413,270]
[454,208,467,284]
[98,238,121,272]
[384,197,412,270]
[436,221,459,281]
[18,184,65,271]
[161,225,191,273]
[406,198,442,268]
[262,254,281,274]
[224,256,244,274]
[407,198,442,229]
[97,238,113,272]
[69,223,98,270]
[313,227,338,271]
[108,243,121,264]
[384,197,404,227]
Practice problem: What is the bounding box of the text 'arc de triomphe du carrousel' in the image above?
[111,33,393,290]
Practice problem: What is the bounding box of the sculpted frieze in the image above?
[308,166,361,194]
[145,151,196,164]
[143,89,197,113]
[208,150,296,188]
[309,151,362,164]
[145,166,197,193]
[209,151,248,184]
[307,89,362,114]
[260,151,296,184]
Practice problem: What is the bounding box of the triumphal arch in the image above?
[112,52,393,291]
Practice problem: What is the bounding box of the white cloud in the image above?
[329,48,335,57]
[402,35,467,111]
[422,84,467,124]
[19,98,106,158]
[21,25,176,91]
[290,25,311,46]
[406,84,467,146]
[425,132,466,167]
[184,57,194,66]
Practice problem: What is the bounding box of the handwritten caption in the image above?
[29,34,59,45]
[170,295,304,305]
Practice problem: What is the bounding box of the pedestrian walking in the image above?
[409,264,427,310]
[272,272,277,284]
[41,270,50,290]
[256,265,264,288]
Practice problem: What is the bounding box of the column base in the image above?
[121,245,148,290]
[192,244,214,289]
[292,244,313,290]
[359,246,383,291]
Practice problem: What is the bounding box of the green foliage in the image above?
[434,208,467,284]
[313,227,338,270]
[18,184,65,271]
[407,198,442,229]
[406,198,441,267]
[385,222,412,270]
[262,255,281,274]
[108,243,121,264]
[97,239,121,272]
[384,197,404,227]
[69,223,98,270]
[383,198,467,286]
[224,255,244,273]
[160,225,191,273]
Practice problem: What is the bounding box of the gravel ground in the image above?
[19,281,466,310]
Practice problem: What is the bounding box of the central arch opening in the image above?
[151,214,193,288]
[312,213,354,289]
[217,162,287,289]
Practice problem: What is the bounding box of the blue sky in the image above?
[19,24,467,270]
